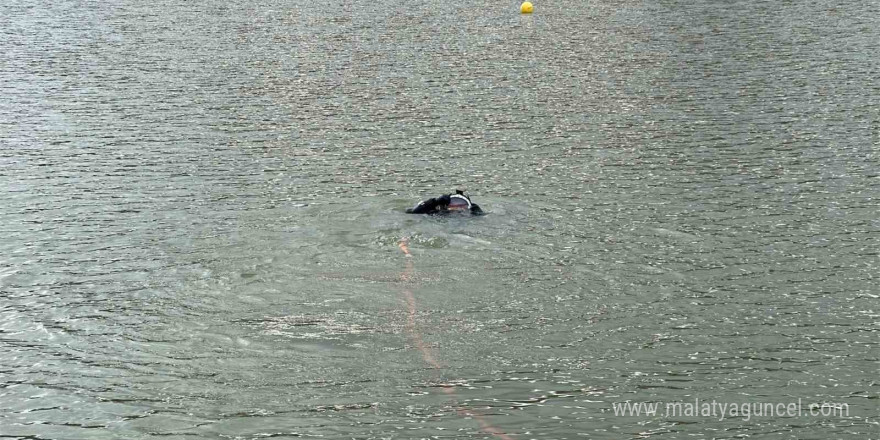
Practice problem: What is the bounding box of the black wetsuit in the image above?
[405,191,484,215]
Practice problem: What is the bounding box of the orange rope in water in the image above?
[398,238,514,440]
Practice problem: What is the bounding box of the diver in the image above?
[405,190,484,215]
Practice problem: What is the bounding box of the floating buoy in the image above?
[520,1,533,13]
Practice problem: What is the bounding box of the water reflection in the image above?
[1,0,877,438]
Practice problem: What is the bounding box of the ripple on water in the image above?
[1,0,878,437]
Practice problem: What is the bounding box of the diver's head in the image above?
[448,193,472,212]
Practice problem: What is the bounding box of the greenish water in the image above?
[1,0,877,438]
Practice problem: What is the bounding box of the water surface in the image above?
[1,0,877,438]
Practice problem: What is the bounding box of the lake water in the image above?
[1,0,877,438]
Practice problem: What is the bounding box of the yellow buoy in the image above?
[520,1,533,13]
